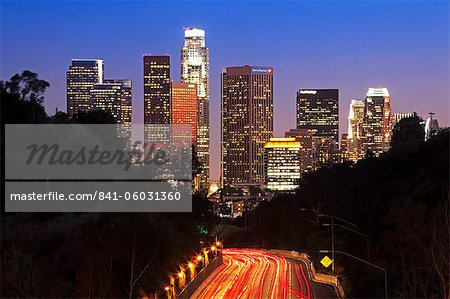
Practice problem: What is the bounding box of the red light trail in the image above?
[192,248,312,299]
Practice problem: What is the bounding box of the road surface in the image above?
[191,248,338,299]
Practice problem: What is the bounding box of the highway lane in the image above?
[191,248,338,299]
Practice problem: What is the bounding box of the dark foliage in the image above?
[1,71,219,298]
[390,114,425,154]
[227,128,449,298]
[1,194,218,298]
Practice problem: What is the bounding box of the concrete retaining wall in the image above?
[267,249,345,298]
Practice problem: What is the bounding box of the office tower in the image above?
[264,138,302,192]
[181,27,210,189]
[347,99,365,162]
[143,55,171,124]
[90,79,132,124]
[362,87,393,156]
[425,112,440,140]
[221,66,274,186]
[170,82,198,145]
[285,129,314,173]
[296,89,339,167]
[67,58,104,116]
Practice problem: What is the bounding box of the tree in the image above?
[50,111,71,124]
[1,71,49,124]
[3,70,50,104]
[390,115,424,154]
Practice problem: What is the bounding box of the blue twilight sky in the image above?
[1,0,449,180]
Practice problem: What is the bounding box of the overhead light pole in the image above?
[300,208,356,272]
[319,249,387,299]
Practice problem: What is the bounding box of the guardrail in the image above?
[177,251,223,298]
[267,249,345,298]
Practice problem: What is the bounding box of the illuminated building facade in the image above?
[362,87,393,156]
[170,82,198,145]
[143,55,171,124]
[67,59,104,116]
[296,89,339,167]
[264,138,302,192]
[284,128,314,173]
[90,79,132,124]
[340,133,348,159]
[181,27,210,189]
[425,112,440,140]
[347,99,365,161]
[221,66,274,186]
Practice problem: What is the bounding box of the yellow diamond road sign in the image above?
[320,255,333,268]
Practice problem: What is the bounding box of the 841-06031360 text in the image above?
[9,191,182,201]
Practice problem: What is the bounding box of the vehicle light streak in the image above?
[191,248,313,299]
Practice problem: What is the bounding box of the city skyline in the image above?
[2,1,449,180]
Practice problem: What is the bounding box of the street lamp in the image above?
[196,255,204,268]
[300,208,357,228]
[188,262,195,280]
[323,222,370,260]
[300,208,357,272]
[319,249,388,299]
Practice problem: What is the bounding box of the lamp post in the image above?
[196,255,203,268]
[300,208,356,272]
[319,249,388,299]
[323,222,370,260]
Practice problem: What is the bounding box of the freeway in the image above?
[191,248,338,299]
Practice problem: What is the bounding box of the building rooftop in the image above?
[184,27,205,38]
[366,87,389,97]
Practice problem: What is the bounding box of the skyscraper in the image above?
[347,99,365,161]
[221,66,274,186]
[181,27,210,189]
[90,79,132,124]
[170,82,198,145]
[296,89,339,167]
[425,112,440,140]
[143,55,171,125]
[362,87,393,156]
[67,58,104,116]
[264,138,302,192]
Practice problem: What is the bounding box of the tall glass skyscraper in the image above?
[347,99,365,161]
[296,89,339,167]
[221,66,274,186]
[362,87,393,156]
[67,59,104,116]
[181,27,210,189]
[143,55,171,125]
[171,82,198,145]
